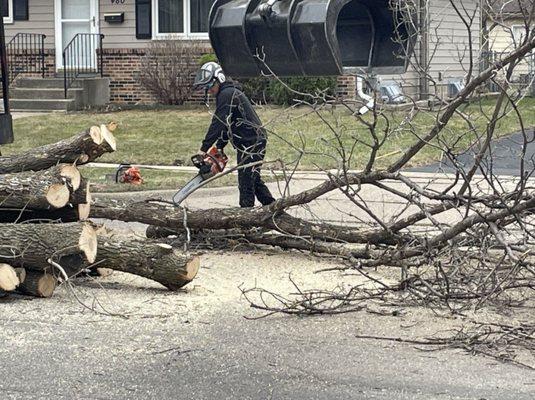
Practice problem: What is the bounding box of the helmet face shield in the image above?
[193,62,225,90]
[193,68,213,89]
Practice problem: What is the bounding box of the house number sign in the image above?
[110,0,126,4]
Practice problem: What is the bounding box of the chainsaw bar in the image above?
[172,174,204,206]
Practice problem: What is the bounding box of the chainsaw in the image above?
[173,147,228,206]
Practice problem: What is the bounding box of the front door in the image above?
[55,0,99,69]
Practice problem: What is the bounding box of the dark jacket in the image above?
[200,82,267,153]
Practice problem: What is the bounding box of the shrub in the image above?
[268,77,338,105]
[239,77,272,104]
[138,40,203,105]
[198,52,218,65]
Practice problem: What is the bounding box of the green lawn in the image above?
[4,98,535,174]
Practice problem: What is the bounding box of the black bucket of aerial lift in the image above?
[209,0,414,78]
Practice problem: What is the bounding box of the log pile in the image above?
[0,125,200,299]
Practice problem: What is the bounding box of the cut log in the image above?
[96,234,199,290]
[0,222,98,270]
[17,270,56,298]
[60,232,199,290]
[0,125,116,173]
[0,264,20,291]
[0,204,89,223]
[0,166,75,210]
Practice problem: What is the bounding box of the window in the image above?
[154,0,214,38]
[2,0,13,24]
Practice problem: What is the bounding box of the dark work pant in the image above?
[237,144,275,208]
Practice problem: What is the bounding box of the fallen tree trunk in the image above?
[92,198,400,245]
[146,225,373,259]
[0,222,97,270]
[0,125,116,174]
[0,264,20,291]
[0,166,79,210]
[17,270,56,298]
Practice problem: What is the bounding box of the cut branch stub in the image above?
[17,270,56,298]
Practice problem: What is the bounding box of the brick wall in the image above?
[336,75,357,100]
[101,48,154,104]
[9,49,56,80]
[102,45,212,105]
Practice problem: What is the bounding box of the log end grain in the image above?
[182,256,200,283]
[89,126,103,145]
[59,164,81,191]
[80,224,98,264]
[46,183,71,208]
[162,255,200,291]
[78,203,91,221]
[0,264,20,291]
[100,124,117,151]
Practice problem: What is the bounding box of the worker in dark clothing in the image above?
[193,62,275,208]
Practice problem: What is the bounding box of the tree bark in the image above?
[92,198,398,245]
[0,222,98,270]
[95,234,200,290]
[0,204,88,223]
[0,166,79,210]
[0,264,20,291]
[17,270,56,298]
[146,225,373,259]
[0,125,116,173]
[59,233,199,290]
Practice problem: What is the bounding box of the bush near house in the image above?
[138,40,204,105]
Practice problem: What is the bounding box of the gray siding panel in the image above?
[5,0,55,49]
[428,0,481,80]
[100,1,149,48]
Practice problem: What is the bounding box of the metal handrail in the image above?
[6,33,46,83]
[62,33,104,98]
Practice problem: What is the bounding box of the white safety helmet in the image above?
[193,62,226,90]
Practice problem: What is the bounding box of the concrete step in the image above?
[8,98,76,111]
[14,77,82,89]
[9,87,83,100]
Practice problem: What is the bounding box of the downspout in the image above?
[418,0,429,100]
[356,75,374,115]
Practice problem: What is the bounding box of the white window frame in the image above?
[3,0,14,24]
[511,24,527,48]
[153,0,210,40]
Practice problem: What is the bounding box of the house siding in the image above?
[99,0,149,49]
[426,0,481,96]
[489,17,533,78]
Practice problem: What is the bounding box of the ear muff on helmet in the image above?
[214,66,226,84]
